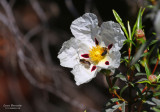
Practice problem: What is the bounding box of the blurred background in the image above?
[0,0,157,112]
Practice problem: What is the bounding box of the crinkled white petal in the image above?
[97,51,121,69]
[57,38,79,68]
[71,64,101,85]
[77,39,95,56]
[58,37,95,68]
[70,13,99,41]
[154,10,160,35]
[99,21,126,51]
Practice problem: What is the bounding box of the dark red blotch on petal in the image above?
[91,66,96,72]
[105,61,109,65]
[95,38,99,45]
[108,44,113,50]
[81,54,89,58]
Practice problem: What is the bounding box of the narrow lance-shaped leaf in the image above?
[112,10,129,38]
[137,8,143,30]
[120,85,128,96]
[145,62,151,78]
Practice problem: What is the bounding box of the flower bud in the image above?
[148,75,157,83]
[135,29,145,38]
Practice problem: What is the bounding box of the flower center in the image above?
[89,45,105,64]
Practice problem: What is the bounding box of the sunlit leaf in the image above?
[137,8,142,30]
[116,74,127,82]
[134,63,141,72]
[112,86,120,90]
[112,10,129,38]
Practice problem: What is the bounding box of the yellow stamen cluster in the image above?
[89,45,105,64]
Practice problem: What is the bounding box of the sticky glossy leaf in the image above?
[112,10,129,38]
[135,73,146,77]
[137,80,151,84]
[128,21,132,40]
[105,102,125,112]
[105,104,122,112]
[116,74,127,82]
[110,98,120,102]
[112,86,120,90]
[134,63,141,72]
[137,8,142,29]
[129,82,135,87]
[136,78,151,84]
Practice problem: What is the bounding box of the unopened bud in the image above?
[148,75,157,83]
[135,29,145,38]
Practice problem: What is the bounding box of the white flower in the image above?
[58,13,126,85]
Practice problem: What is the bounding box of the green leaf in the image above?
[153,107,160,112]
[110,98,120,102]
[105,101,125,112]
[112,86,120,90]
[153,92,160,97]
[105,104,122,112]
[141,52,150,58]
[128,21,132,40]
[131,19,137,38]
[137,80,151,84]
[129,82,135,87]
[157,74,160,82]
[122,51,127,55]
[135,73,146,77]
[116,74,127,82]
[137,8,143,30]
[137,38,146,44]
[120,85,128,96]
[136,78,150,84]
[112,10,129,38]
[149,40,158,46]
[134,63,141,72]
[144,62,151,78]
[124,39,136,46]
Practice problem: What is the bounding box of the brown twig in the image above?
[151,58,159,75]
